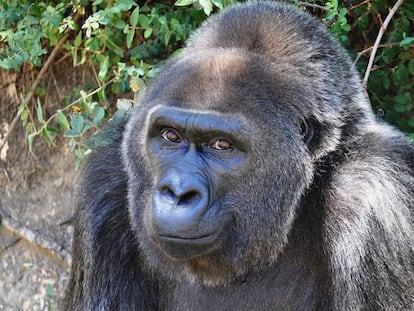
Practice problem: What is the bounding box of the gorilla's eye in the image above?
[207,138,233,150]
[161,128,182,143]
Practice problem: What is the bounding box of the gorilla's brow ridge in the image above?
[148,105,247,141]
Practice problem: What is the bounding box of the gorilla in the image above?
[63,1,414,310]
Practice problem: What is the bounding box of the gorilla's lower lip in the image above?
[154,229,221,259]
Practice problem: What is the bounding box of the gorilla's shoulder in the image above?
[353,122,414,169]
[330,122,414,206]
[76,115,129,219]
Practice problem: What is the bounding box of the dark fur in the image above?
[63,2,414,310]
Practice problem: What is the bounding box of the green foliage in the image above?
[349,0,414,136]
[0,1,71,69]
[324,0,351,45]
[0,0,212,166]
[302,0,414,138]
[0,0,413,167]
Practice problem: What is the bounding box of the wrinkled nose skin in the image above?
[151,171,210,239]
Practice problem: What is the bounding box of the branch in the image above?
[296,2,328,11]
[0,213,71,267]
[363,0,405,87]
[352,42,401,67]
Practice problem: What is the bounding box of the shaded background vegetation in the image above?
[0,0,413,171]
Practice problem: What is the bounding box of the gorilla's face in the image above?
[123,50,315,285]
[144,105,249,260]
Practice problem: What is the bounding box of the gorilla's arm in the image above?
[61,121,159,310]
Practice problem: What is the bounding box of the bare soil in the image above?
[0,148,77,310]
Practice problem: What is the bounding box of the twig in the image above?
[90,59,102,87]
[348,0,370,11]
[54,52,72,66]
[0,213,71,267]
[296,1,328,11]
[353,42,401,67]
[50,69,64,101]
[363,0,405,87]
[44,76,115,126]
[0,237,21,254]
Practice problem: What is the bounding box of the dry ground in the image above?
[0,147,77,310]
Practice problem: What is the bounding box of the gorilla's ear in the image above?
[300,118,314,146]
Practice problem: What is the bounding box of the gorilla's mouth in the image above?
[155,229,222,260]
[159,230,217,240]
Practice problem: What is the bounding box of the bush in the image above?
[0,0,412,168]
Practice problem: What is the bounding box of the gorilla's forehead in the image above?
[146,48,302,114]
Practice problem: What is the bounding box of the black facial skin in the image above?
[145,107,249,260]
[62,2,414,310]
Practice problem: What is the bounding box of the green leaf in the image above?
[41,126,54,146]
[97,88,108,105]
[106,39,124,57]
[56,110,70,131]
[138,14,150,28]
[129,77,145,92]
[126,29,135,49]
[130,6,140,26]
[46,126,59,134]
[98,55,110,81]
[92,106,105,125]
[85,38,101,51]
[17,103,25,117]
[36,99,44,122]
[400,37,414,47]
[117,0,136,11]
[199,0,213,15]
[74,31,82,47]
[21,110,29,127]
[71,114,84,132]
[339,7,347,17]
[164,31,172,46]
[144,27,152,39]
[395,65,409,83]
[325,11,336,21]
[28,133,36,152]
[64,129,81,138]
[175,0,195,6]
[111,16,126,29]
[394,92,412,112]
[341,23,351,32]
[75,148,91,171]
[211,0,223,9]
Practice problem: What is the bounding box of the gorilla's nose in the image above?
[159,184,202,207]
[151,172,210,238]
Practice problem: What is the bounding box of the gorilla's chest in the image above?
[161,263,321,311]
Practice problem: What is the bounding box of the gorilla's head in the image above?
[121,2,369,285]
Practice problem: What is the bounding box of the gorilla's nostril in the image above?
[160,186,176,200]
[178,190,201,205]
